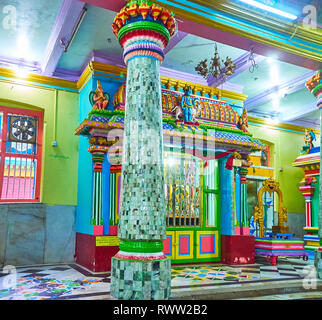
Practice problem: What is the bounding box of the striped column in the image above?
[90,149,105,235]
[110,1,176,300]
[299,184,315,227]
[306,70,322,277]
[240,164,249,227]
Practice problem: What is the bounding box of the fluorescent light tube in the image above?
[238,0,297,20]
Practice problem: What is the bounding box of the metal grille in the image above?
[0,107,43,202]
[164,152,201,227]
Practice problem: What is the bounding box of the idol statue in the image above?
[192,100,202,123]
[237,108,249,133]
[301,129,316,154]
[180,86,196,123]
[89,80,110,110]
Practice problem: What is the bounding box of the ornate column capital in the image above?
[306,70,322,103]
[112,0,176,65]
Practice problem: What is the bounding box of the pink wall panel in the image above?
[200,235,215,254]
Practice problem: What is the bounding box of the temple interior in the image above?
[0,0,321,301]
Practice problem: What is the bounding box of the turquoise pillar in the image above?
[220,157,234,235]
[110,1,176,299]
[240,165,249,227]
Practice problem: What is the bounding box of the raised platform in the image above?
[255,234,307,265]
[75,232,119,272]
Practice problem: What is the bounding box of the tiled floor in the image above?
[235,291,322,300]
[0,257,320,300]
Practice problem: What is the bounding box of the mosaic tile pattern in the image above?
[118,56,166,241]
[111,257,171,300]
[0,265,108,300]
[90,116,111,123]
[170,263,305,285]
[0,258,317,300]
[111,16,171,300]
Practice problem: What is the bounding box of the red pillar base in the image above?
[75,232,119,272]
[221,235,255,264]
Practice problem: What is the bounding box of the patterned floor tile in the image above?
[0,257,316,300]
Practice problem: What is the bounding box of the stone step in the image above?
[171,279,322,300]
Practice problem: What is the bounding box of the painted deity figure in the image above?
[180,86,195,123]
[89,80,109,110]
[301,129,316,154]
[192,100,202,122]
[237,108,249,133]
[171,104,183,120]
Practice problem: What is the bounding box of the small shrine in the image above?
[293,130,320,259]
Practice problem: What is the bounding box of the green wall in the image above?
[249,123,306,214]
[0,80,79,206]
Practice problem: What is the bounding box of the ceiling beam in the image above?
[41,0,86,76]
[80,0,321,70]
[281,102,317,122]
[244,70,316,111]
[207,52,265,87]
[163,31,188,55]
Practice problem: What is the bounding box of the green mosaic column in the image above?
[110,1,176,299]
[306,71,322,277]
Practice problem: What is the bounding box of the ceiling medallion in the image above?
[195,43,236,80]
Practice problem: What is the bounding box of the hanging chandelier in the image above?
[195,43,236,80]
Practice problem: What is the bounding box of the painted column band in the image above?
[118,21,170,44]
[119,240,163,252]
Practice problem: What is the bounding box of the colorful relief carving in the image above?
[237,108,249,133]
[89,80,110,110]
[301,129,316,154]
[112,0,176,38]
[180,86,200,124]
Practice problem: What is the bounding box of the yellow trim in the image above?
[77,61,127,91]
[196,230,219,259]
[154,0,322,62]
[77,63,93,91]
[248,116,320,134]
[306,241,319,247]
[78,61,248,102]
[95,236,120,246]
[0,67,78,91]
[165,231,176,260]
[175,230,194,260]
